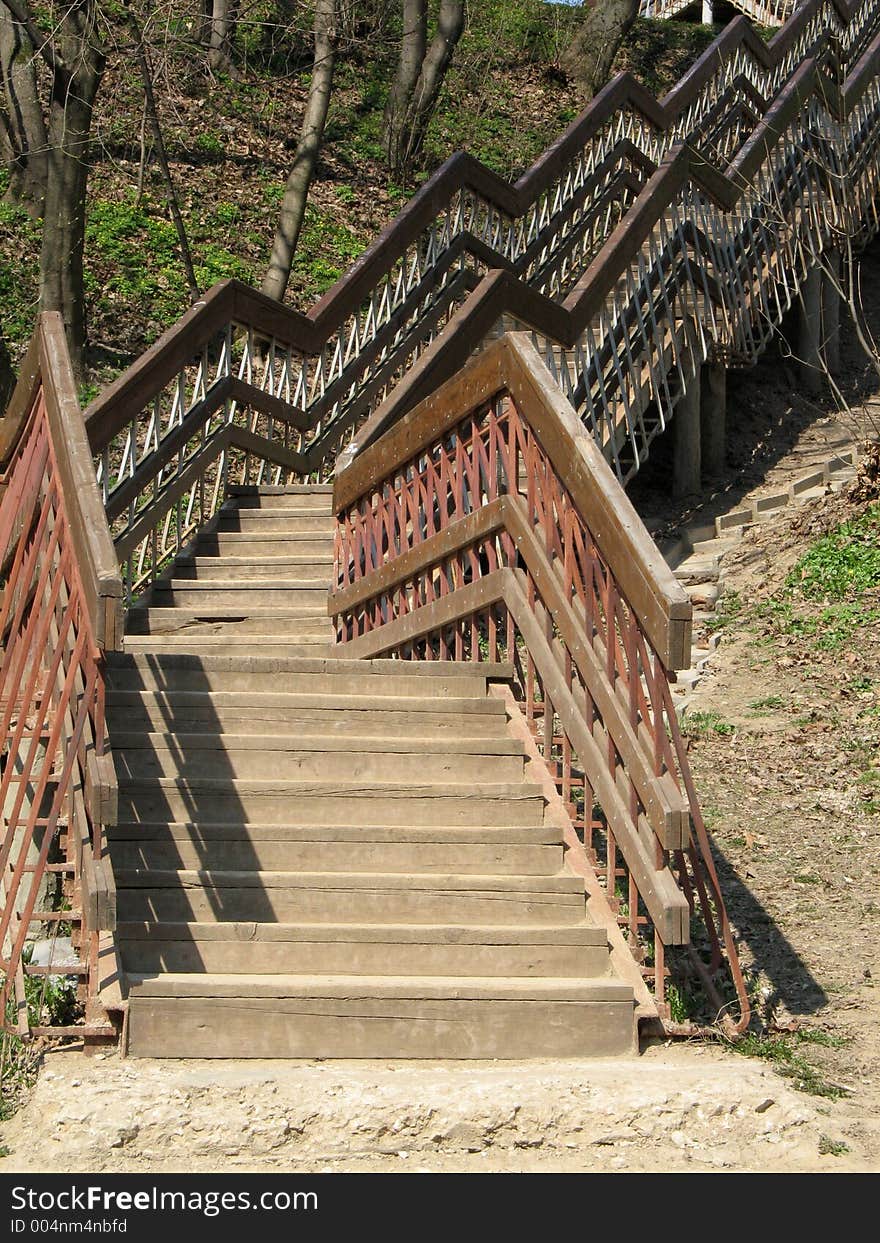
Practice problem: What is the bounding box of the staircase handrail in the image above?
[0,314,121,1037]
[330,332,750,1033]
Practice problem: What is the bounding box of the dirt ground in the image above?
[0,1040,871,1173]
[5,253,880,1177]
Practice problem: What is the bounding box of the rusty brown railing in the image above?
[0,316,123,1040]
[330,334,750,1034]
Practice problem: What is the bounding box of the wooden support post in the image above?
[796,265,823,397]
[701,0,714,23]
[822,253,841,376]
[700,361,726,479]
[673,379,701,498]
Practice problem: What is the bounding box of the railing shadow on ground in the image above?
[710,846,828,1017]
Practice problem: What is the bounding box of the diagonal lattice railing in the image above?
[330,333,750,1033]
[0,316,123,1040]
[80,1,880,602]
[640,0,795,26]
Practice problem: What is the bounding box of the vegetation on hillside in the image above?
[0,6,713,389]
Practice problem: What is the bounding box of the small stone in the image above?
[755,1099,775,1114]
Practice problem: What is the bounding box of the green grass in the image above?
[818,1135,850,1156]
[754,504,880,651]
[683,710,736,738]
[705,588,742,634]
[0,172,41,350]
[748,695,784,711]
[728,1028,849,1099]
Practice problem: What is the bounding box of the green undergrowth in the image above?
[726,1028,850,1099]
[756,504,880,651]
[0,961,79,1125]
[682,710,736,738]
[0,13,717,373]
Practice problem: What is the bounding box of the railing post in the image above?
[796,265,824,397]
[672,379,701,498]
[699,361,726,480]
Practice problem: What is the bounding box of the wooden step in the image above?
[114,869,584,924]
[109,830,561,875]
[125,609,329,636]
[226,486,334,511]
[117,920,606,976]
[172,557,333,581]
[196,533,334,558]
[148,580,330,608]
[109,820,562,845]
[125,974,636,1058]
[106,654,506,697]
[121,636,334,658]
[116,778,548,826]
[216,512,335,532]
[111,734,526,783]
[104,691,509,734]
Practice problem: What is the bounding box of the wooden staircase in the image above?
[106,486,636,1058]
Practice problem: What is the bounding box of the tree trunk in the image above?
[127,6,199,300]
[384,0,425,172]
[208,0,234,72]
[261,0,337,304]
[38,4,104,380]
[0,1,47,214]
[561,0,638,100]
[384,0,464,180]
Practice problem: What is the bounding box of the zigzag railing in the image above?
[330,333,750,1034]
[82,1,880,599]
[349,26,880,482]
[0,316,122,1039]
[641,0,795,26]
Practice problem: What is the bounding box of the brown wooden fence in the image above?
[0,316,122,1039]
[331,334,750,1032]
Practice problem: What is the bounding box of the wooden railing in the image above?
[641,0,795,26]
[0,316,122,1040]
[81,1,880,599]
[330,334,750,1034]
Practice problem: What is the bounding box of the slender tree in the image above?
[562,0,638,100]
[0,3,47,214]
[1,0,106,378]
[384,0,464,179]
[126,3,199,301]
[262,0,337,303]
[207,0,234,73]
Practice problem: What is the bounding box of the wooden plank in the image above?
[86,750,118,828]
[505,334,692,669]
[38,314,124,652]
[503,497,690,848]
[329,499,507,616]
[336,568,511,661]
[0,328,41,466]
[503,574,688,944]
